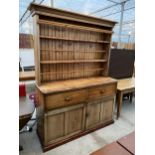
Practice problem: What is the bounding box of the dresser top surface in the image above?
[36,77,117,94]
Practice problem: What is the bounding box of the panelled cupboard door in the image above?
[86,98,114,130]
[44,112,64,145]
[65,105,85,136]
[44,104,85,145]
[100,98,114,123]
[86,100,101,129]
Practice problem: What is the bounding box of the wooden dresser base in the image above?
[37,120,114,152]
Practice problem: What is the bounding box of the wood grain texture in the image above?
[38,20,113,34]
[38,22,111,82]
[86,100,101,129]
[100,99,114,123]
[30,4,115,84]
[19,71,35,81]
[88,84,116,101]
[33,15,40,85]
[117,78,135,91]
[45,89,87,110]
[44,104,85,146]
[29,3,116,28]
[37,120,114,152]
[40,35,110,43]
[30,3,117,152]
[116,78,135,119]
[37,77,117,94]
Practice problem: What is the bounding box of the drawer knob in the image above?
[100,90,105,94]
[86,113,90,118]
[65,96,72,101]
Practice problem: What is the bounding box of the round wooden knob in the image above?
[65,96,72,101]
[100,90,105,94]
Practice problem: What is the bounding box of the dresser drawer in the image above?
[88,84,116,100]
[45,89,87,110]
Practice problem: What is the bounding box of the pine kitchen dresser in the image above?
[29,3,117,151]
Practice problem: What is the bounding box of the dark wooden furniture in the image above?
[29,3,117,151]
[117,132,135,155]
[90,142,132,155]
[19,71,35,81]
[108,49,135,79]
[117,78,135,119]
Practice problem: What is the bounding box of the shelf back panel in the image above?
[30,3,116,85]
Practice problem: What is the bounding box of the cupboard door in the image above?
[44,112,65,145]
[44,104,85,145]
[100,98,114,123]
[86,100,101,129]
[65,104,85,136]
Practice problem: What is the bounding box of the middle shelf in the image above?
[40,59,107,64]
[40,35,110,44]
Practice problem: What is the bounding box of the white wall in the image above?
[19,49,34,67]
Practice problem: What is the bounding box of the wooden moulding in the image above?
[37,119,114,152]
[28,3,117,28]
[38,20,113,34]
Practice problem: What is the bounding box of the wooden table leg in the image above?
[129,92,133,103]
[117,91,123,119]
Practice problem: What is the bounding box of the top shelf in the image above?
[38,20,113,34]
[40,35,110,44]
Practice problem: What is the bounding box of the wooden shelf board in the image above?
[41,68,104,75]
[38,19,113,34]
[40,35,110,44]
[19,71,35,81]
[40,49,106,53]
[40,60,107,64]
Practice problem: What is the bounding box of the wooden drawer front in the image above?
[88,84,116,100]
[44,104,85,145]
[45,89,87,110]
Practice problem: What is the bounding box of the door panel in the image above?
[86,100,101,129]
[100,98,114,123]
[45,113,64,144]
[44,104,85,145]
[65,105,85,135]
